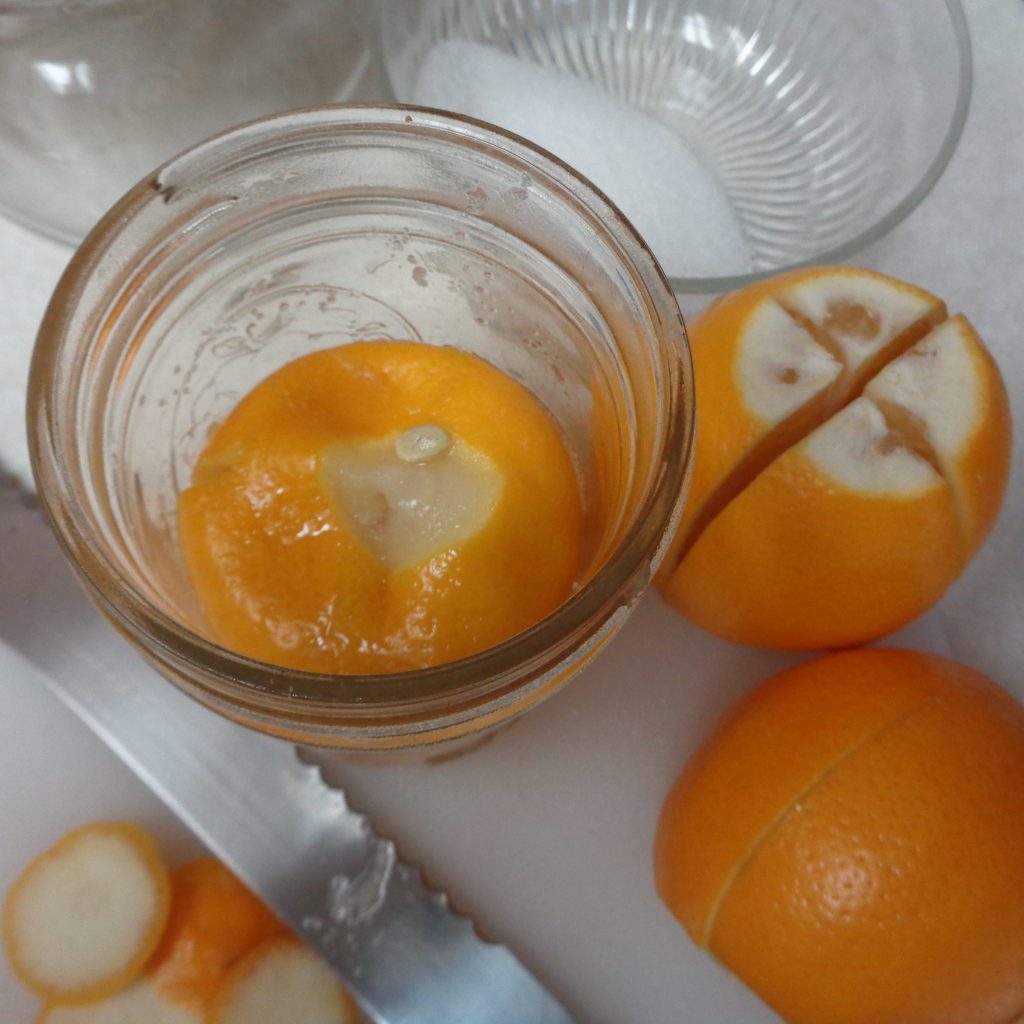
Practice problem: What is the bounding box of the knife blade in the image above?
[0,479,576,1024]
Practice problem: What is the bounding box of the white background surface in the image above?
[2,1,1022,1020]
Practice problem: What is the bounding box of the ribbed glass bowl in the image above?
[376,0,971,294]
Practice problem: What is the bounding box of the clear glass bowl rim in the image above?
[370,0,973,295]
[29,103,695,715]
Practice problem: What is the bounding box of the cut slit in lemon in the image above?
[676,269,947,561]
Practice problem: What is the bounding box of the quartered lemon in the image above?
[658,267,1011,650]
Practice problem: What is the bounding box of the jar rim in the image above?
[29,104,695,730]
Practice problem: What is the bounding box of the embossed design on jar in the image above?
[172,284,424,485]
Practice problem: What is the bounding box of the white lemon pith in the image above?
[319,427,504,572]
[212,940,357,1024]
[735,272,947,437]
[738,300,843,422]
[779,270,944,370]
[803,397,943,497]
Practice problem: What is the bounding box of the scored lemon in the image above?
[179,341,584,674]
[658,267,1011,650]
[655,649,1024,1024]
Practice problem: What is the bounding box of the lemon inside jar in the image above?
[179,341,584,674]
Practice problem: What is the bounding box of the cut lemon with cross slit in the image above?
[658,267,1011,650]
[179,341,584,674]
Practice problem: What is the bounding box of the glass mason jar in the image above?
[29,105,694,754]
[0,0,369,243]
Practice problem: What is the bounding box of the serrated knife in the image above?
[0,479,575,1024]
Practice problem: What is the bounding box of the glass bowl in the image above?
[28,105,694,754]
[375,0,972,294]
[0,0,369,245]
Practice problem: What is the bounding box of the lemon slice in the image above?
[209,937,359,1024]
[3,822,170,1006]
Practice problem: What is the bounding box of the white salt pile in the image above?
[412,41,753,280]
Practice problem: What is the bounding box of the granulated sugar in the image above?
[412,41,753,280]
